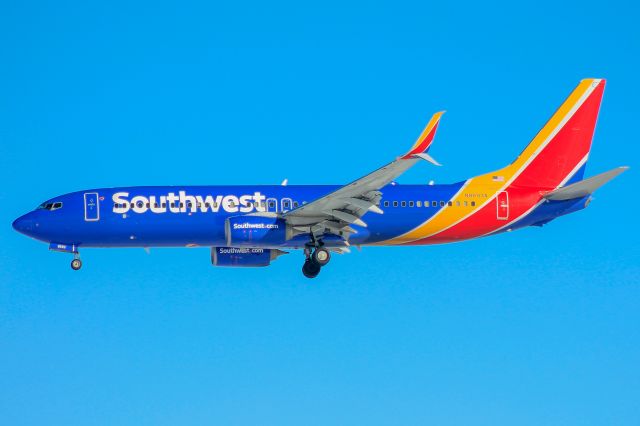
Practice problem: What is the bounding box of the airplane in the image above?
[12,78,628,278]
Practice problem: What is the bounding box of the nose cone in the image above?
[12,213,35,235]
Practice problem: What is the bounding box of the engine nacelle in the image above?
[225,215,289,247]
[211,247,287,267]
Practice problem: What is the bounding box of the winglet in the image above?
[413,152,442,166]
[402,111,445,161]
[543,166,628,201]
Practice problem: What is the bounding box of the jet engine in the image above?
[225,215,291,246]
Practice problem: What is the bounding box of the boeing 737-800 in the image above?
[13,79,627,278]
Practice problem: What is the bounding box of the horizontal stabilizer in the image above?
[544,166,628,200]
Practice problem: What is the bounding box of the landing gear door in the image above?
[84,192,100,221]
[496,191,509,220]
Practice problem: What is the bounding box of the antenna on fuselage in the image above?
[281,179,288,186]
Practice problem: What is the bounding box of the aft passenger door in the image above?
[84,192,100,221]
[496,191,509,220]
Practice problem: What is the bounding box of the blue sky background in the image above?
[1,1,639,425]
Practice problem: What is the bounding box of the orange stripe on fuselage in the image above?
[415,80,604,244]
[380,79,603,245]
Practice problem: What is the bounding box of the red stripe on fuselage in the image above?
[406,81,604,244]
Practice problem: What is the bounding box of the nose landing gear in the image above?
[48,243,83,270]
[71,255,82,271]
[302,247,331,279]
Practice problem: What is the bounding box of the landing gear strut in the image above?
[301,246,331,279]
[70,253,82,271]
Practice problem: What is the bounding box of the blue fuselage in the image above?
[13,183,589,250]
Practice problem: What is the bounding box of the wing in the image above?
[284,112,445,244]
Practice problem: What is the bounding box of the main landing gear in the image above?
[302,247,331,279]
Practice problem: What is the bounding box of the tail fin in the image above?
[505,79,606,189]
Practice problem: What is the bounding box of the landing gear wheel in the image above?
[302,259,321,279]
[71,258,82,271]
[312,248,331,267]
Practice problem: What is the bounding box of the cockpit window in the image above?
[37,202,63,211]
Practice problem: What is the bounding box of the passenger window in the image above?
[440,201,445,207]
[471,201,476,207]
[464,201,468,207]
[456,201,460,207]
[293,201,299,207]
[409,201,414,207]
[401,201,406,207]
[416,201,422,207]
[393,201,398,207]
[448,201,453,206]
[432,201,437,207]
[384,201,389,207]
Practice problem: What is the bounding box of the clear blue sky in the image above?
[1,1,638,425]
